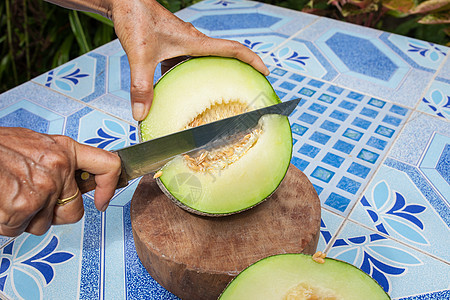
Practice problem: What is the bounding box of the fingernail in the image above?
[133,102,146,121]
[101,202,110,212]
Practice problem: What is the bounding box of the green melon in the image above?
[139,57,292,216]
[219,253,390,300]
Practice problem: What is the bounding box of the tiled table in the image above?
[0,0,449,299]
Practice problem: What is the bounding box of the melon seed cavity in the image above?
[183,100,262,173]
[283,282,340,300]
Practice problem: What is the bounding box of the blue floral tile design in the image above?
[189,0,261,11]
[381,32,448,72]
[327,221,449,299]
[0,220,85,300]
[33,53,106,103]
[264,37,337,80]
[350,160,449,262]
[69,109,137,151]
[418,79,450,119]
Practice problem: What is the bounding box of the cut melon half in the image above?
[139,57,292,216]
[219,253,390,300]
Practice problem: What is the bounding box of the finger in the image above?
[190,37,269,76]
[52,182,84,225]
[0,223,28,237]
[74,143,122,212]
[25,204,54,235]
[128,57,158,121]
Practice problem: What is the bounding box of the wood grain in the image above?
[131,164,321,300]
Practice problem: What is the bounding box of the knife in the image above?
[75,98,300,193]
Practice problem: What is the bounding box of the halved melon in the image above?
[219,253,390,300]
[139,57,292,215]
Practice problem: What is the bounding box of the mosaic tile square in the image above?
[270,66,411,215]
[327,220,450,299]
[349,160,450,262]
[389,111,450,166]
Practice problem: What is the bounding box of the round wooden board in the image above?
[131,164,321,300]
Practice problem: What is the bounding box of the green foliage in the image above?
[0,0,115,92]
[0,0,448,93]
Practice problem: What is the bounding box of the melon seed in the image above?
[153,170,163,179]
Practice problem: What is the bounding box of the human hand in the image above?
[0,127,121,236]
[109,0,270,121]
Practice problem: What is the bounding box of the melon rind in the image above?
[139,57,292,216]
[219,253,391,300]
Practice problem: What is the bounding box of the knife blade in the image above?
[75,98,300,193]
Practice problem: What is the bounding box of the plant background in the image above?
[1,0,449,93]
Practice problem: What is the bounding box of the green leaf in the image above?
[409,0,450,14]
[81,11,114,27]
[383,0,415,14]
[93,24,114,46]
[52,35,74,67]
[418,11,450,23]
[69,10,90,54]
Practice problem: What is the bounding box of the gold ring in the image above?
[56,188,80,206]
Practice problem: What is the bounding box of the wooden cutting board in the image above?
[130,164,321,300]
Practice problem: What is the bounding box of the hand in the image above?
[0,127,121,237]
[109,0,270,120]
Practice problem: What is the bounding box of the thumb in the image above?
[129,60,157,121]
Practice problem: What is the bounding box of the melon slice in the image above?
[219,253,390,300]
[139,57,292,216]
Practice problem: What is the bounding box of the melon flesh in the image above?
[219,253,390,300]
[139,57,292,215]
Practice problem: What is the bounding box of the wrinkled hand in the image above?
[109,0,270,120]
[0,127,121,237]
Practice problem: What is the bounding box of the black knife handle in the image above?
[75,167,129,194]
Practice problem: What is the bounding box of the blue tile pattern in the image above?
[271,66,410,215]
[0,1,449,299]
[192,13,281,31]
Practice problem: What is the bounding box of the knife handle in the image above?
[75,168,129,194]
